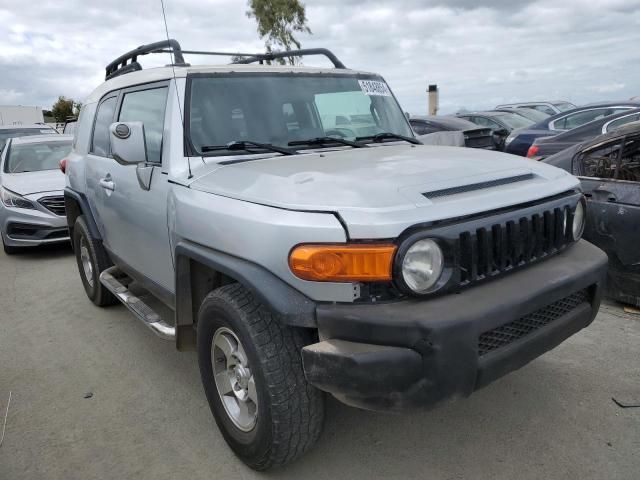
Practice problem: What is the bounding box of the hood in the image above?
[1,169,65,196]
[191,145,579,238]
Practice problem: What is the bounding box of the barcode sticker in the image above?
[358,80,392,96]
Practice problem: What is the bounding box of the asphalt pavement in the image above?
[0,244,638,479]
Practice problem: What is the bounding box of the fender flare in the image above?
[64,187,102,241]
[175,240,317,331]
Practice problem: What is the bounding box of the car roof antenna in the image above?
[160,0,194,179]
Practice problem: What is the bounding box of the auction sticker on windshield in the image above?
[359,80,392,96]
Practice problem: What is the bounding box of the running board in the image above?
[99,266,175,340]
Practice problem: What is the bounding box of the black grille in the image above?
[39,196,65,216]
[458,205,570,285]
[478,289,589,356]
[423,174,534,199]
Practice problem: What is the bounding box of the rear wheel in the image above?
[197,284,324,470]
[73,216,117,306]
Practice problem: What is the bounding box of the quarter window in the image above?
[118,87,168,163]
[91,97,117,157]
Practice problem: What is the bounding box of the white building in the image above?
[0,105,44,125]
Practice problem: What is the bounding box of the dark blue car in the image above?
[504,101,640,156]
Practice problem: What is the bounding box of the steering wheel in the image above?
[325,129,347,138]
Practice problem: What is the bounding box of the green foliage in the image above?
[246,0,311,65]
[51,96,75,123]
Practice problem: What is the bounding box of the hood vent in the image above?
[422,173,534,200]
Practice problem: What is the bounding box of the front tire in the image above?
[197,284,324,470]
[73,216,117,306]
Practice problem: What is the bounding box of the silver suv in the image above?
[64,40,607,470]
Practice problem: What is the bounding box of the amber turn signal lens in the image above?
[289,244,397,282]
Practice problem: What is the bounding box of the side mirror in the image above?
[405,112,411,120]
[110,122,147,164]
[494,128,509,137]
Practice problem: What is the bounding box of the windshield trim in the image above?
[183,71,415,157]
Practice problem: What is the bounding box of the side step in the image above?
[99,266,175,340]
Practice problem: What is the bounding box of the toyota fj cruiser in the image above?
[64,40,607,470]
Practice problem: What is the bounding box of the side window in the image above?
[528,105,556,116]
[578,142,622,179]
[413,122,438,135]
[618,136,640,182]
[118,87,168,164]
[473,117,501,129]
[91,97,117,157]
[606,114,640,132]
[554,108,628,130]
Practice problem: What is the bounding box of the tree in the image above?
[51,96,75,123]
[246,0,311,65]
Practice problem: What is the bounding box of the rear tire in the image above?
[73,216,117,306]
[197,284,324,470]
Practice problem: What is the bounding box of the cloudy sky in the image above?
[0,0,639,114]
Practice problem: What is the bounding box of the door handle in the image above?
[99,175,115,191]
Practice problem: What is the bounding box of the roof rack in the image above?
[105,39,347,80]
[105,39,187,80]
[231,48,346,69]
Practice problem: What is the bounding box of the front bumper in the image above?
[0,201,69,247]
[302,240,607,412]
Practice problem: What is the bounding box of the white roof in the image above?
[85,64,376,103]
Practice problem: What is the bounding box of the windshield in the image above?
[494,113,535,129]
[0,128,57,151]
[5,141,71,173]
[553,102,576,112]
[187,73,413,155]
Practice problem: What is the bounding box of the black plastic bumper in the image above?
[301,240,607,412]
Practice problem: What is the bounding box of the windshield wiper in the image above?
[288,136,368,149]
[201,140,295,156]
[355,132,422,145]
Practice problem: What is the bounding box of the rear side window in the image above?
[554,108,630,130]
[410,122,438,135]
[606,114,640,132]
[118,87,168,164]
[91,97,117,157]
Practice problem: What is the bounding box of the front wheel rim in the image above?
[212,327,258,432]
[79,237,94,288]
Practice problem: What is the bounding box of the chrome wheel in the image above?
[79,237,94,288]
[212,327,258,432]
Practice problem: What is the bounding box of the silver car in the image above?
[0,124,59,151]
[0,135,72,254]
[65,40,607,470]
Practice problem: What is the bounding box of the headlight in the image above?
[572,200,585,241]
[0,187,35,210]
[400,238,444,294]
